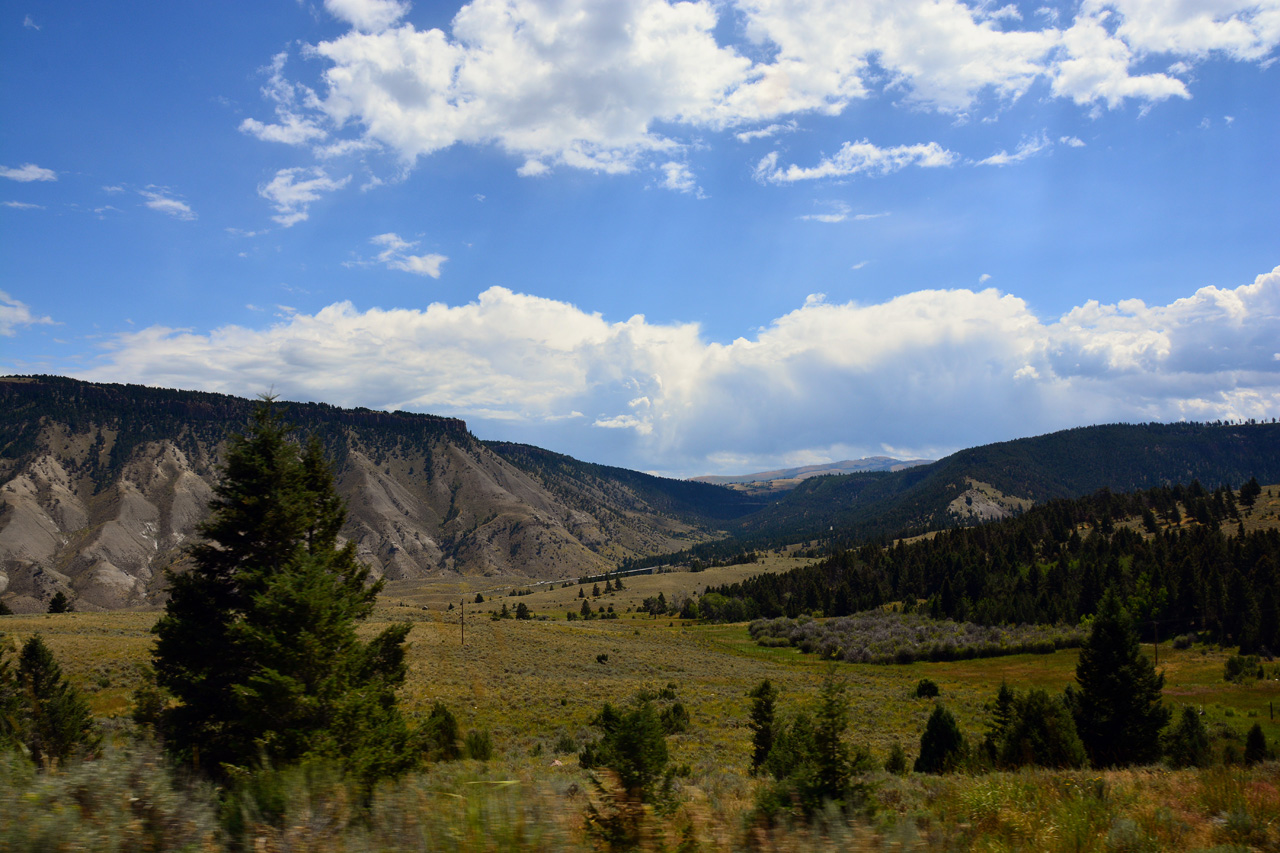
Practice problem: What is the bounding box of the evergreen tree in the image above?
[1071,589,1170,767]
[46,591,73,613]
[151,401,417,783]
[747,679,777,774]
[579,698,671,803]
[914,703,966,773]
[995,689,1086,769]
[3,635,99,767]
[1244,723,1268,766]
[1164,706,1210,768]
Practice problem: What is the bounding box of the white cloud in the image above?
[257,167,350,227]
[367,232,448,277]
[1,163,56,182]
[735,121,798,142]
[324,0,409,32]
[139,187,196,220]
[800,201,850,223]
[3,201,44,210]
[81,265,1280,474]
[977,132,1052,166]
[0,290,55,336]
[239,52,328,146]
[756,140,957,183]
[240,0,1280,184]
[1059,135,1086,147]
[23,14,39,29]
[658,162,703,195]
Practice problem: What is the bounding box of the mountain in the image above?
[690,457,933,492]
[0,376,757,613]
[718,421,1280,548]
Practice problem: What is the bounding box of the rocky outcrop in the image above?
[0,377,738,612]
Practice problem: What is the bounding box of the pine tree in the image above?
[747,679,777,774]
[914,703,966,773]
[46,591,73,613]
[4,635,99,767]
[151,401,417,783]
[1071,588,1170,767]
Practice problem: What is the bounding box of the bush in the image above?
[463,729,493,761]
[884,742,908,775]
[1224,655,1263,684]
[1172,633,1195,650]
[420,701,461,761]
[913,678,939,699]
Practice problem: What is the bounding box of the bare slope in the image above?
[0,377,751,612]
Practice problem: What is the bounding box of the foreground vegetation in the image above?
[3,599,1278,851]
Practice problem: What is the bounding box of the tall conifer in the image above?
[1071,589,1169,767]
[151,401,417,783]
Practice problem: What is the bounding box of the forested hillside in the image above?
[627,421,1280,567]
[703,479,1280,653]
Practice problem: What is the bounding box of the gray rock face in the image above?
[0,378,726,613]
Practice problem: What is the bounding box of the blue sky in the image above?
[2,0,1278,477]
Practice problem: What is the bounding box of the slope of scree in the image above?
[0,377,745,612]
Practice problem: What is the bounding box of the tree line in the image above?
[702,480,1280,653]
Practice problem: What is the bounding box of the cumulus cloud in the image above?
[257,167,350,227]
[0,290,55,336]
[324,0,409,32]
[81,265,1280,474]
[139,187,196,220]
[1,163,56,182]
[756,140,957,183]
[235,0,1280,187]
[366,232,448,277]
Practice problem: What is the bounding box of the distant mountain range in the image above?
[691,457,932,491]
[3,375,1278,612]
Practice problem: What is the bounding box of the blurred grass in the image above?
[4,564,1280,851]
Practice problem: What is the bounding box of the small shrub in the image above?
[1172,633,1195,650]
[913,678,940,699]
[1224,654,1262,683]
[463,729,493,761]
[884,742,908,775]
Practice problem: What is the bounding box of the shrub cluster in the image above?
[749,610,1085,664]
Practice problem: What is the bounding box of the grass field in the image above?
[4,553,1280,851]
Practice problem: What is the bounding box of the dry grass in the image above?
[5,568,1280,851]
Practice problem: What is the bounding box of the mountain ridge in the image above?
[0,376,752,612]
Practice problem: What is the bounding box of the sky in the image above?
[2,0,1278,478]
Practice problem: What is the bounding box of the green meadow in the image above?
[3,561,1278,852]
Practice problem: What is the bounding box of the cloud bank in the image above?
[238,0,1280,188]
[82,265,1280,475]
